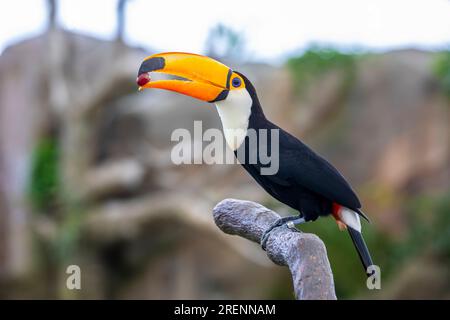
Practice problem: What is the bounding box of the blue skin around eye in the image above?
[232,78,241,87]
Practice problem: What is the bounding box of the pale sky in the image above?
[1,0,449,61]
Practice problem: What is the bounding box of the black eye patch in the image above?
[232,77,241,88]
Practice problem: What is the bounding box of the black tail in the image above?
[347,227,373,276]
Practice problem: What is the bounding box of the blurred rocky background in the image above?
[0,0,449,299]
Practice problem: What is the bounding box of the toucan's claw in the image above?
[261,215,305,250]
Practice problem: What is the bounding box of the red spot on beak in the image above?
[137,73,150,87]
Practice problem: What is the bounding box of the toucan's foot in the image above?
[261,215,306,250]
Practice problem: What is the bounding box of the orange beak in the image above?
[137,52,232,102]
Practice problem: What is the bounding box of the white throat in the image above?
[215,89,252,150]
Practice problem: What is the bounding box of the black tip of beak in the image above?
[138,57,165,76]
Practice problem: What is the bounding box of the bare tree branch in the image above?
[213,198,337,300]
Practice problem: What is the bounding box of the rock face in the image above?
[0,31,287,299]
[0,30,448,299]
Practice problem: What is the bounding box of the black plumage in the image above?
[236,73,364,222]
[235,73,373,275]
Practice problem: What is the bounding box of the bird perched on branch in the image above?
[137,52,374,276]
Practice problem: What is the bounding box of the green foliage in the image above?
[286,47,358,94]
[297,192,450,298]
[432,51,450,97]
[401,192,450,261]
[432,195,450,257]
[29,137,86,267]
[53,206,84,263]
[299,215,394,298]
[28,137,60,213]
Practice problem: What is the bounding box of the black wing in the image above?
[275,129,364,215]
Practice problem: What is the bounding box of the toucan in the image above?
[137,52,374,276]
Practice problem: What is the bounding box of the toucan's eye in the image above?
[232,77,241,88]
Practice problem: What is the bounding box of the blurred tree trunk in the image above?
[47,0,57,29]
[116,0,128,42]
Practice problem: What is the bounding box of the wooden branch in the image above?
[213,198,337,300]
